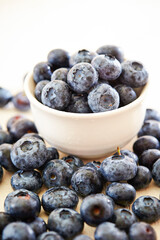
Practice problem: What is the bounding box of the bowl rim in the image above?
[24,72,149,119]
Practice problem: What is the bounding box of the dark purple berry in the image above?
[69,49,97,66]
[12,92,30,111]
[51,68,69,82]
[47,49,69,69]
[33,62,52,84]
[96,45,124,63]
[0,87,12,107]
[34,80,49,102]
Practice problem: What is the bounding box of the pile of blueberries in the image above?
[0,108,160,240]
[33,45,148,113]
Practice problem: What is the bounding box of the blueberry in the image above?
[37,231,64,240]
[132,195,160,223]
[73,235,92,240]
[42,186,79,214]
[22,132,44,142]
[47,49,69,69]
[91,54,122,81]
[41,80,71,110]
[114,84,137,106]
[67,63,98,93]
[0,165,3,182]
[4,189,41,220]
[128,166,152,190]
[12,92,30,111]
[0,130,13,145]
[42,159,74,188]
[2,222,36,240]
[51,68,69,82]
[7,115,24,132]
[112,208,137,231]
[11,170,43,193]
[0,212,14,235]
[120,149,139,164]
[39,147,59,171]
[94,222,128,240]
[27,217,47,237]
[106,182,136,206]
[66,94,92,113]
[0,87,12,107]
[48,208,84,239]
[100,153,137,182]
[120,60,148,87]
[138,120,160,140]
[151,159,160,186]
[145,108,160,121]
[0,144,17,172]
[35,80,49,102]
[9,118,38,141]
[71,166,103,197]
[11,137,47,170]
[133,136,159,157]
[69,49,97,66]
[33,62,52,84]
[139,149,160,170]
[62,155,84,172]
[88,83,120,112]
[129,222,157,240]
[80,193,114,226]
[96,45,124,63]
[85,161,105,182]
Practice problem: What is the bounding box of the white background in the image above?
[0,0,160,109]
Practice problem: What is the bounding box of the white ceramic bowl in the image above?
[24,73,149,159]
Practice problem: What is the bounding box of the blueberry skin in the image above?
[100,154,137,182]
[42,186,79,214]
[129,222,157,240]
[133,135,159,157]
[138,120,160,140]
[37,231,64,240]
[120,149,139,164]
[132,195,160,223]
[152,159,160,186]
[51,68,69,82]
[71,166,103,197]
[91,55,122,81]
[11,170,43,193]
[0,87,12,107]
[27,217,47,237]
[35,80,49,102]
[9,118,38,141]
[41,80,71,110]
[4,189,41,220]
[62,155,84,172]
[0,212,14,234]
[48,208,84,239]
[39,147,59,171]
[106,182,136,206]
[67,63,98,93]
[94,222,128,240]
[0,144,17,172]
[96,45,124,63]
[12,92,30,111]
[112,208,137,231]
[114,84,137,106]
[33,62,52,84]
[0,130,13,145]
[88,83,120,113]
[120,60,148,88]
[139,149,160,170]
[73,235,92,240]
[128,166,152,190]
[66,94,92,113]
[0,165,3,182]
[69,49,97,66]
[47,49,69,69]
[145,108,160,121]
[7,115,24,132]
[10,137,47,170]
[42,159,74,188]
[22,132,44,142]
[80,193,114,226]
[2,222,36,240]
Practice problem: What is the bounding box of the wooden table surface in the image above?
[1,107,160,239]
